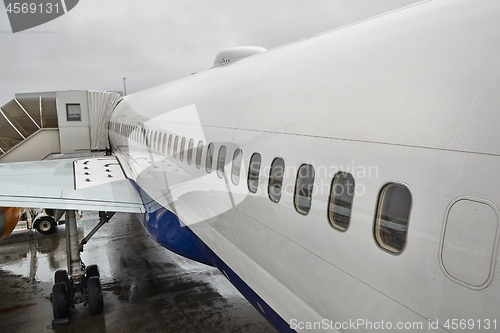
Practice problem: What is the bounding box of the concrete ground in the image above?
[0,211,276,333]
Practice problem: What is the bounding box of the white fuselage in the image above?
[109,0,500,331]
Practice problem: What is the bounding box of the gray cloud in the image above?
[0,0,420,105]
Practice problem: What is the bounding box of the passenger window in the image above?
[328,172,355,231]
[162,133,167,153]
[154,131,158,150]
[268,158,285,203]
[187,139,194,165]
[180,137,186,161]
[206,143,214,173]
[167,134,173,155]
[247,153,261,194]
[217,146,226,178]
[196,141,203,169]
[294,164,315,215]
[231,149,243,185]
[173,136,179,157]
[374,183,412,254]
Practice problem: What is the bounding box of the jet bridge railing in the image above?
[0,96,58,157]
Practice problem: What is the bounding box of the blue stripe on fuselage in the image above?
[131,181,295,333]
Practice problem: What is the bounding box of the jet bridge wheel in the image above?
[52,282,70,319]
[34,216,56,234]
[87,276,104,314]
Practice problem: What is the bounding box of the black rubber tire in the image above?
[54,270,69,285]
[52,283,70,319]
[34,216,56,234]
[86,264,100,278]
[87,276,104,315]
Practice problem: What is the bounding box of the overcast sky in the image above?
[0,0,420,105]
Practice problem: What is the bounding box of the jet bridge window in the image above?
[66,104,81,121]
[187,139,194,164]
[196,141,203,169]
[268,158,285,203]
[231,149,243,185]
[217,145,227,178]
[180,137,186,161]
[328,172,355,231]
[374,183,412,254]
[206,143,214,173]
[294,164,315,215]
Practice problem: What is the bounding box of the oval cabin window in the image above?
[374,183,412,254]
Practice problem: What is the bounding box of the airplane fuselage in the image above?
[108,0,500,331]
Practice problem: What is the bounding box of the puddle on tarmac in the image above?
[0,229,68,282]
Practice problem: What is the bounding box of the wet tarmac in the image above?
[0,211,276,333]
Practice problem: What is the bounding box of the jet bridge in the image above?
[0,90,122,163]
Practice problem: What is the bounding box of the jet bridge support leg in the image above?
[51,210,106,322]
